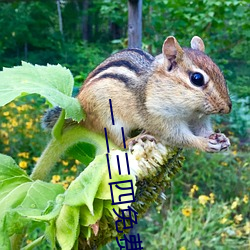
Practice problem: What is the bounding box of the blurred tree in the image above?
[0,0,248,98]
[128,0,142,48]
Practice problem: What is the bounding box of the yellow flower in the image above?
[11,119,18,127]
[0,130,8,138]
[221,162,228,167]
[32,157,39,162]
[3,111,9,116]
[179,247,186,250]
[189,184,199,197]
[66,176,75,182]
[234,214,243,224]
[9,102,16,108]
[18,152,30,159]
[70,165,77,172]
[4,147,10,152]
[209,193,215,204]
[3,138,9,145]
[19,161,28,169]
[17,105,30,112]
[198,195,210,206]
[235,157,242,163]
[182,207,192,217]
[232,150,237,156]
[75,159,81,165]
[51,175,61,183]
[243,195,248,204]
[194,238,201,247]
[221,232,227,238]
[244,221,250,234]
[220,217,228,224]
[231,198,240,209]
[62,160,69,166]
[26,121,33,129]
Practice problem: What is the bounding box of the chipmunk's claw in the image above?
[127,134,156,152]
[207,133,230,152]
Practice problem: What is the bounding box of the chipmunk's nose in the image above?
[219,101,232,114]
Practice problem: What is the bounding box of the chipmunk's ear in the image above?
[191,36,205,52]
[162,36,184,63]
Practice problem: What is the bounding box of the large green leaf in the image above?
[0,154,65,248]
[20,181,64,213]
[0,176,31,201]
[66,142,96,166]
[56,205,80,250]
[63,154,107,214]
[0,62,85,122]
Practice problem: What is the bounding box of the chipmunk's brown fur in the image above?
[77,36,231,152]
[44,36,231,152]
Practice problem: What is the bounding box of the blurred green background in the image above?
[0,0,249,249]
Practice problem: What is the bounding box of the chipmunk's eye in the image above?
[190,72,204,87]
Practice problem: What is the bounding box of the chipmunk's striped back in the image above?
[83,48,155,89]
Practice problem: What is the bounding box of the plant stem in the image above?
[10,232,25,250]
[30,125,118,181]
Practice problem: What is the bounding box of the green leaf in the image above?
[45,220,56,249]
[0,230,10,250]
[20,181,64,213]
[0,182,33,217]
[26,199,63,222]
[80,226,92,240]
[0,154,65,244]
[79,199,103,227]
[0,62,85,122]
[63,154,108,213]
[0,154,30,181]
[0,176,31,201]
[66,142,96,165]
[56,205,80,250]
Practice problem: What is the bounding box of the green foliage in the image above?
[0,1,249,249]
[0,0,249,99]
[140,196,249,249]
[0,154,64,249]
[0,62,84,121]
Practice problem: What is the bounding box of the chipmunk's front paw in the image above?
[127,134,156,152]
[206,133,230,152]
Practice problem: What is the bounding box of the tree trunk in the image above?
[56,0,64,36]
[128,0,142,49]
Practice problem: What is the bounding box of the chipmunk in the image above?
[43,36,232,153]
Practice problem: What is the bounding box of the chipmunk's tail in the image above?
[41,106,62,130]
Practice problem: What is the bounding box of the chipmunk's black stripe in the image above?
[91,60,140,79]
[125,48,154,62]
[96,73,130,85]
